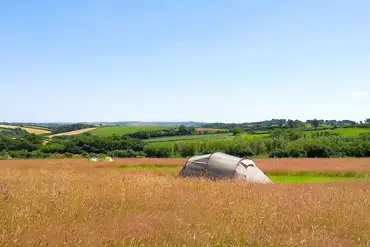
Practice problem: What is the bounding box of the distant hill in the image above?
[0,124,51,135]
[1,119,364,129]
[24,121,207,127]
[108,121,206,127]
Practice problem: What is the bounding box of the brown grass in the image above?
[0,159,369,246]
[48,128,97,137]
[0,124,51,135]
[0,159,370,247]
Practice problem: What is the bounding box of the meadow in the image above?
[90,126,175,137]
[144,132,234,143]
[144,132,270,144]
[0,158,369,246]
[330,127,370,136]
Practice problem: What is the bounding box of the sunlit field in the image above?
[0,158,369,246]
[0,124,51,135]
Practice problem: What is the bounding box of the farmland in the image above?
[0,158,369,246]
[144,132,270,144]
[90,125,175,137]
[141,127,370,145]
[330,127,370,136]
[0,124,51,135]
[145,132,234,143]
[48,127,97,137]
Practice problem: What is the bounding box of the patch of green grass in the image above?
[242,133,269,140]
[267,171,369,184]
[145,133,233,143]
[329,127,370,136]
[145,131,270,144]
[269,175,355,183]
[90,126,174,137]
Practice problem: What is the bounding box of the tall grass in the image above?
[0,165,369,246]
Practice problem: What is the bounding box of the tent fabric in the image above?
[89,157,99,162]
[105,156,114,162]
[178,152,273,183]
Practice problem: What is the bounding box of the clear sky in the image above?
[1,0,369,123]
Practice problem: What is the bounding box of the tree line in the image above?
[50,123,96,134]
[144,130,370,158]
[203,119,369,130]
[1,128,370,159]
[124,125,197,139]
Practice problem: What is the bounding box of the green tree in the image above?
[287,120,294,128]
[311,119,319,129]
[178,125,187,135]
[232,127,241,136]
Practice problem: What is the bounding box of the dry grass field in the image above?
[48,128,97,137]
[0,158,369,246]
[0,124,51,135]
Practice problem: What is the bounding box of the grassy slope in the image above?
[146,132,270,144]
[0,124,51,135]
[23,125,51,131]
[330,127,370,136]
[48,128,98,137]
[145,133,234,143]
[90,125,175,137]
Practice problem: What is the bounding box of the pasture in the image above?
[144,132,233,143]
[90,126,174,137]
[144,132,268,144]
[330,127,370,136]
[0,158,369,246]
[0,124,51,135]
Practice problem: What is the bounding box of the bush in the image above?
[179,144,196,157]
[108,149,138,158]
[144,145,172,158]
[305,144,332,158]
[269,149,288,158]
[65,152,73,158]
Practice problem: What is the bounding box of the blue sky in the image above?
[1,0,369,123]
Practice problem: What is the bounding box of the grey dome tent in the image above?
[178,152,273,184]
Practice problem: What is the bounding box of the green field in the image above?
[330,127,370,136]
[90,125,174,137]
[144,127,370,145]
[145,132,234,143]
[77,126,370,142]
[145,132,270,144]
[242,133,269,140]
[267,171,368,183]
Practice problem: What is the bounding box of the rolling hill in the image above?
[90,126,175,137]
[0,124,51,135]
[48,128,98,137]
